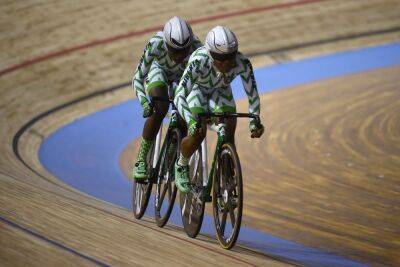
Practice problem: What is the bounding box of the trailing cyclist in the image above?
[174,25,265,193]
[132,17,202,180]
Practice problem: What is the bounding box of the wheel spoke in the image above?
[229,205,236,228]
[222,157,228,186]
[159,183,168,205]
[189,201,194,224]
[220,206,228,235]
[167,149,175,170]
[192,153,200,183]
[135,184,142,209]
[181,194,188,215]
[167,179,172,199]
[226,178,236,191]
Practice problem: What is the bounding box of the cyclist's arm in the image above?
[239,57,261,117]
[174,60,201,124]
[132,37,161,104]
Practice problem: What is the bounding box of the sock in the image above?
[177,153,189,166]
[137,137,153,162]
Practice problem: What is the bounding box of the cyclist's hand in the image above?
[188,118,200,136]
[142,100,153,118]
[250,121,264,138]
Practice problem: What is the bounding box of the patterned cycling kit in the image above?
[174,47,261,124]
[132,32,202,104]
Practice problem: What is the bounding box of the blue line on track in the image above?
[39,42,400,266]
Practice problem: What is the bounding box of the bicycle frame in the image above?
[149,96,180,180]
[150,123,169,181]
[153,126,162,168]
[199,124,224,200]
[152,109,179,169]
[196,112,260,200]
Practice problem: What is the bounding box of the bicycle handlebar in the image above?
[149,97,260,124]
[197,112,261,125]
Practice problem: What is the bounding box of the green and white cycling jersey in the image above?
[174,46,261,123]
[132,31,202,105]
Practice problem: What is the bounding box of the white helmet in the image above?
[205,26,238,56]
[163,17,192,50]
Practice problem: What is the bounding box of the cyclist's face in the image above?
[213,57,236,73]
[168,48,190,63]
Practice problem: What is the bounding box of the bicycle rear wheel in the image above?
[155,128,180,227]
[180,149,205,238]
[132,143,155,219]
[212,142,243,249]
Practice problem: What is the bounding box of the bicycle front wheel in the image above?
[154,128,180,227]
[132,143,155,219]
[212,142,243,249]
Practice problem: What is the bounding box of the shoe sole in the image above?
[133,174,149,180]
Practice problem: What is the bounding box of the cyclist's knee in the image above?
[150,86,169,117]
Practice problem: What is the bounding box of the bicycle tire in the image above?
[180,148,205,238]
[212,142,243,249]
[154,128,180,227]
[132,143,155,219]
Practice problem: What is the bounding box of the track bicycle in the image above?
[132,96,185,226]
[180,112,261,249]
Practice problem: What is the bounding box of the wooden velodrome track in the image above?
[1,0,400,266]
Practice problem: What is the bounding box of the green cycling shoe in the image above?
[133,161,149,180]
[174,162,191,193]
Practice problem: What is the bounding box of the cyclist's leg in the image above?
[210,86,237,144]
[169,82,188,133]
[181,85,208,159]
[134,64,169,179]
[142,89,169,139]
[175,85,207,193]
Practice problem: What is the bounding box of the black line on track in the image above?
[247,26,400,57]
[10,26,400,266]
[0,215,110,267]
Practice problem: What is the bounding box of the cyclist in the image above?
[132,17,202,180]
[174,25,265,193]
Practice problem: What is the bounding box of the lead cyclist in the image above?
[132,17,202,180]
[174,26,265,193]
